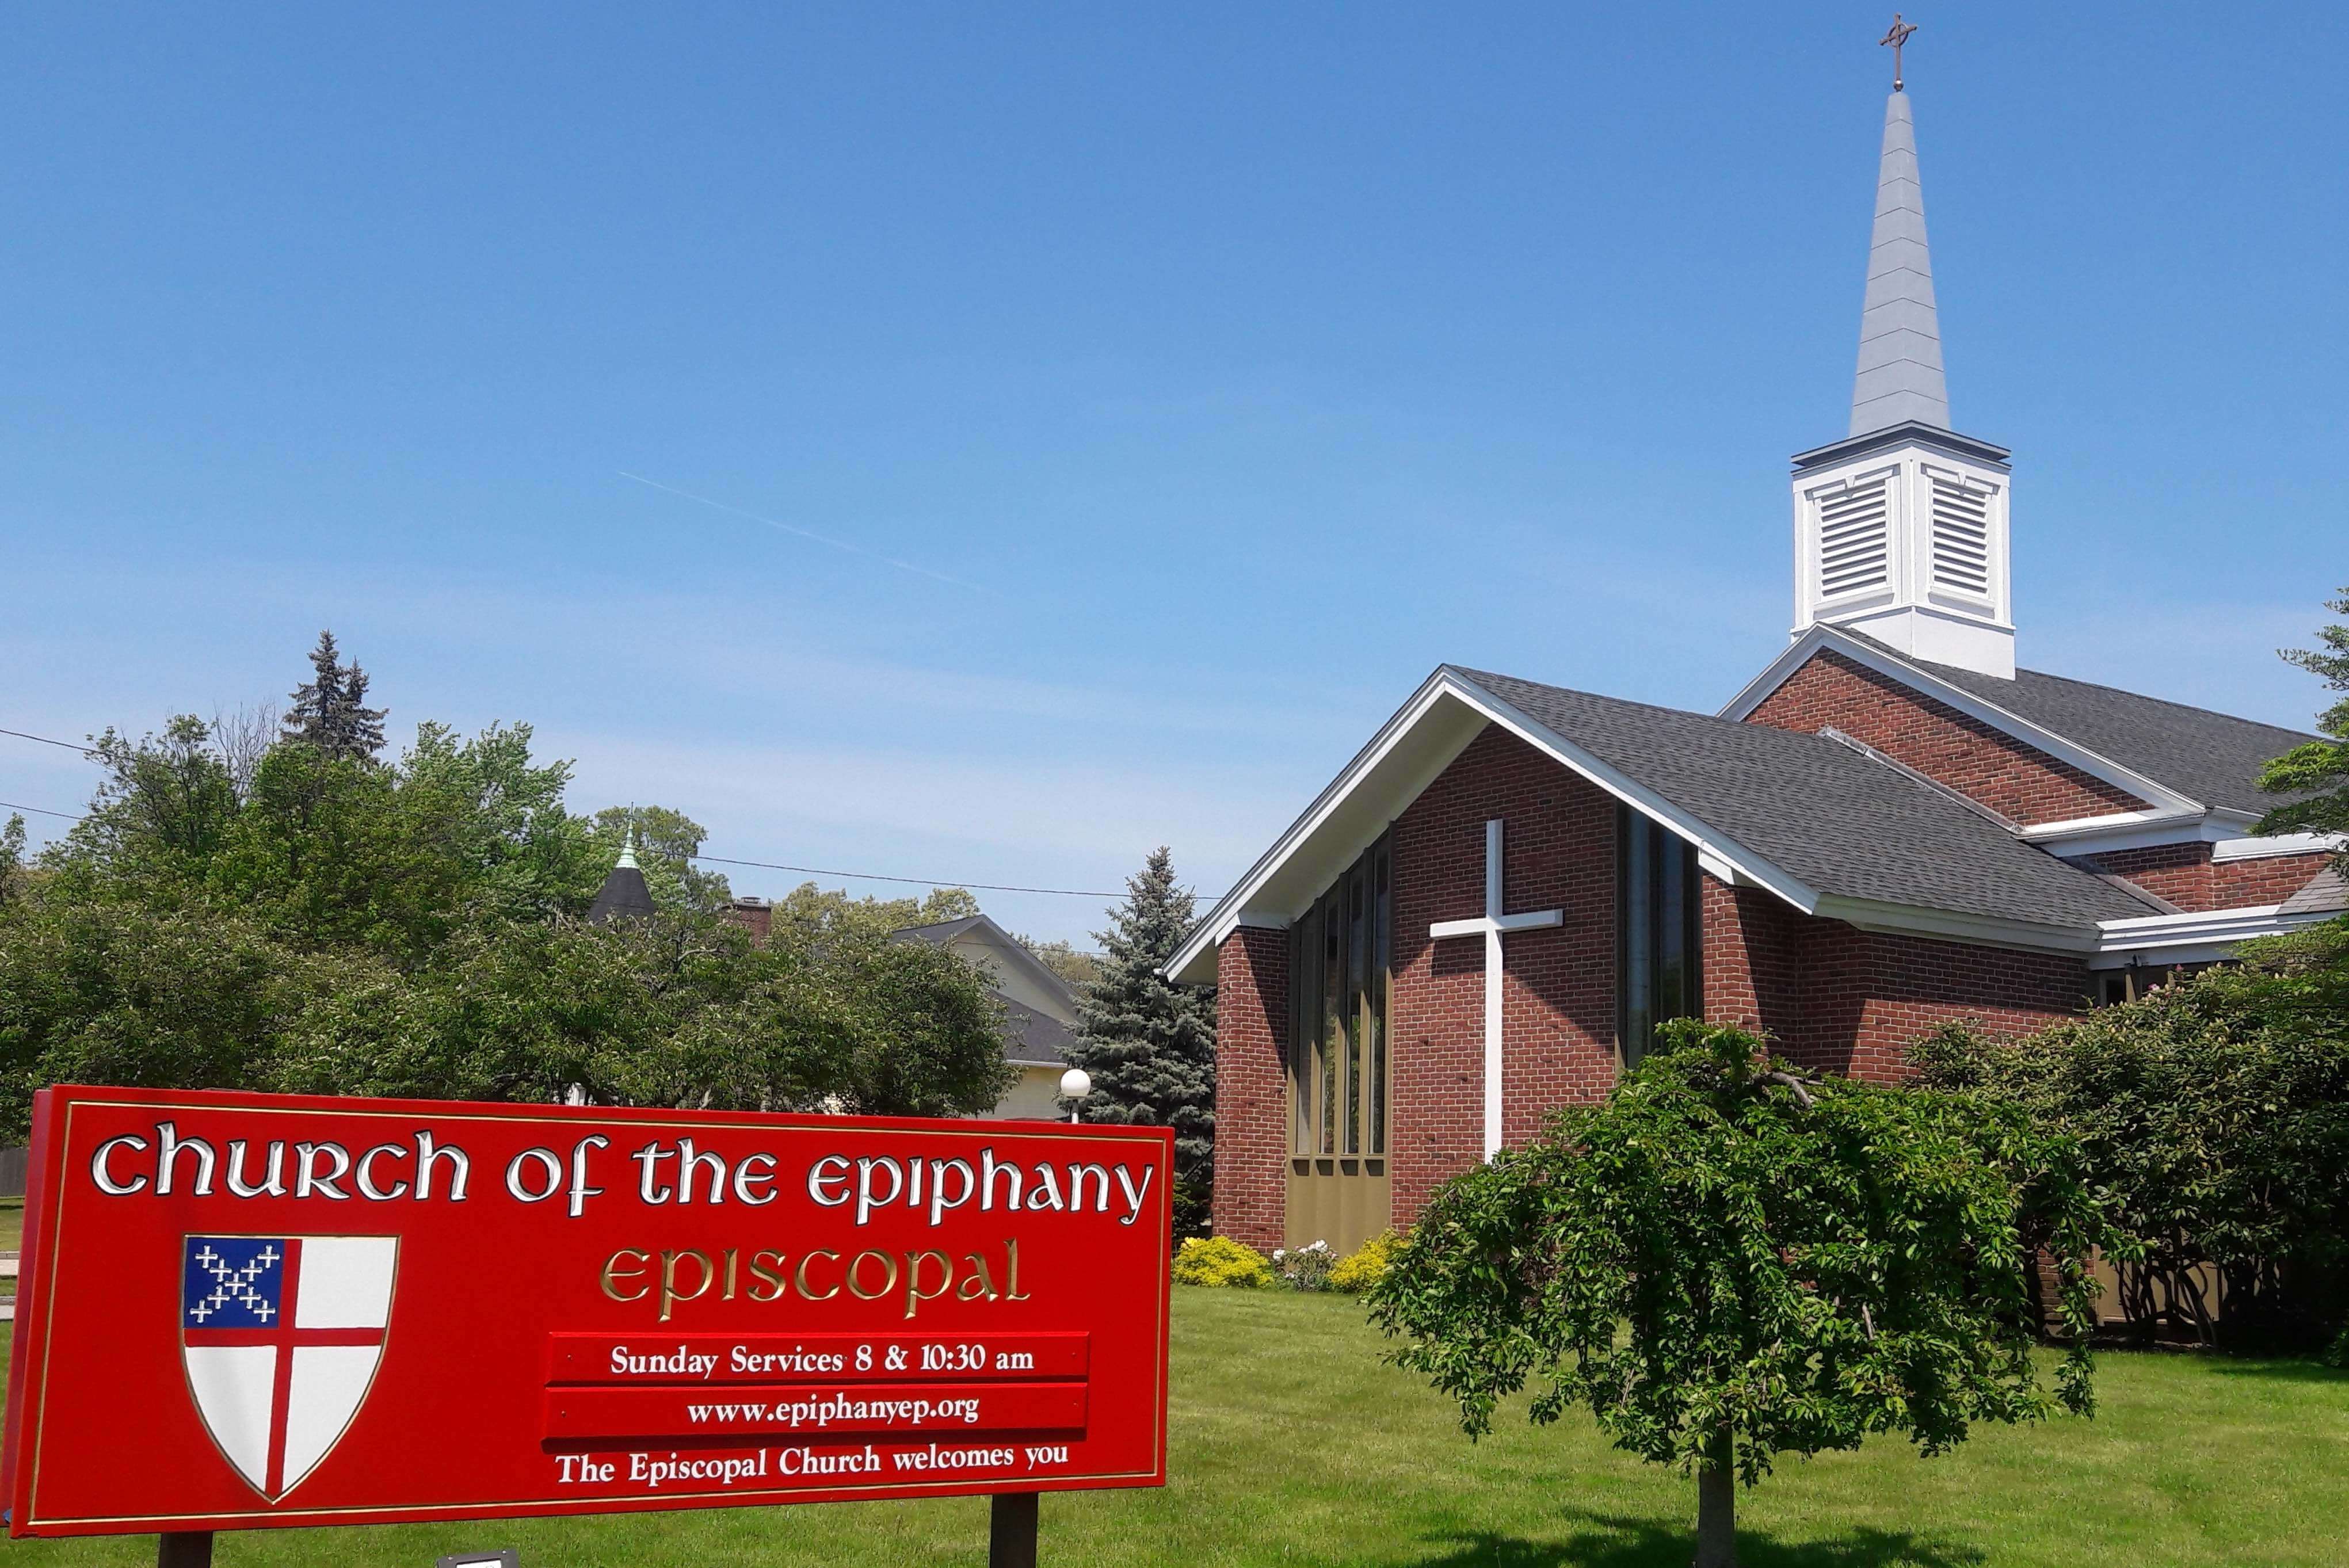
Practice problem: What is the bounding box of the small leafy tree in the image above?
[1065,848,1218,1235]
[0,814,27,906]
[1368,1022,2106,1568]
[2258,585,2349,855]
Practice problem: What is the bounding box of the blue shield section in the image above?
[182,1235,287,1330]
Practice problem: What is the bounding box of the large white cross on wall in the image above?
[1428,818,1564,1161]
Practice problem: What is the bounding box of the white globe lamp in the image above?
[1059,1067,1092,1124]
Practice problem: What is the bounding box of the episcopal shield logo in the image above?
[179,1235,398,1501]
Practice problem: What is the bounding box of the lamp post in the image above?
[1059,1067,1092,1124]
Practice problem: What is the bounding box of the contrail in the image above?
[617,471,987,591]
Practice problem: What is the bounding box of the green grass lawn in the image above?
[1,1288,2342,1566]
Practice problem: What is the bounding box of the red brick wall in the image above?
[1703,874,2092,1081]
[1210,926,1288,1253]
[1745,650,2148,825]
[1387,725,1620,1230]
[722,898,773,943]
[2214,850,2335,906]
[2061,844,2334,913]
[2067,842,2212,910]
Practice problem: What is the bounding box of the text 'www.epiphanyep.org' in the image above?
[685,1394,981,1429]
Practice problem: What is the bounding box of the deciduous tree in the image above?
[1369,1022,2106,1568]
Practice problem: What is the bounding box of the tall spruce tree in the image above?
[2259,584,2349,859]
[283,630,388,761]
[1066,847,1218,1236]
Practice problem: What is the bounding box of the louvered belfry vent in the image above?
[1816,476,1891,596]
[1929,475,1992,595]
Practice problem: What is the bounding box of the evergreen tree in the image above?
[1065,847,1218,1236]
[283,630,388,761]
[2259,585,2349,861]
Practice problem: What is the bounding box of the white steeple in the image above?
[1850,92,1949,436]
[1790,58,2016,681]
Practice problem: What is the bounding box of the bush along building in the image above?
[1167,77,2345,1255]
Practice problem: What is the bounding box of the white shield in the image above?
[181,1235,398,1501]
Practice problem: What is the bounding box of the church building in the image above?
[1166,77,2345,1255]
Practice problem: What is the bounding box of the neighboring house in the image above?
[893,914,1081,1120]
[1167,81,2346,1255]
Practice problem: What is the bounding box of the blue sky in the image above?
[5,4,2344,945]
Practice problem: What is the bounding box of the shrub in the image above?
[1272,1239,1334,1291]
[1913,920,2349,1353]
[1171,1234,1272,1288]
[1329,1230,1402,1293]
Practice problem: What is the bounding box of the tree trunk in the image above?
[1694,1446,1737,1567]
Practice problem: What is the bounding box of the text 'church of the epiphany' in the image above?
[1168,66,2346,1256]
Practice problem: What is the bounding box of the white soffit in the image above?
[1717,625,2201,817]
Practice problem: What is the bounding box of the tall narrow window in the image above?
[1368,845,1390,1157]
[1288,835,1394,1163]
[1617,807,1701,1069]
[1321,910,1341,1154]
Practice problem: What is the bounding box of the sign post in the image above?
[2,1086,1172,1558]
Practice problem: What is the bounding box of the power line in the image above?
[3,719,1214,901]
[689,853,1136,899]
[0,800,84,822]
[0,726,98,756]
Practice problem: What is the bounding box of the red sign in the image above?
[1,1086,1172,1535]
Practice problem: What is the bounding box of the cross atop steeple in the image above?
[1879,13,1919,92]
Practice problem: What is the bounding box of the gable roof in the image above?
[1456,669,2150,931]
[1167,663,2152,983]
[1721,624,2317,821]
[993,992,1077,1069]
[893,913,1081,1019]
[1889,651,2318,817]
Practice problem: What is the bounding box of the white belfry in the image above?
[1428,819,1564,1161]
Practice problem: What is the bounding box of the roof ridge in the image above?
[1450,665,1825,739]
[2004,663,2321,741]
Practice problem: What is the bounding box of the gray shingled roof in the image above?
[2279,865,2346,919]
[1861,640,2320,815]
[994,992,1076,1069]
[1456,667,2151,930]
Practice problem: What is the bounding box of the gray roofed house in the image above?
[893,913,1082,1119]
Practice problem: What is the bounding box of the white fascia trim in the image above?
[2018,808,2202,841]
[2019,813,2233,857]
[2211,832,2346,863]
[1717,625,2203,817]
[1164,666,1467,984]
[1812,895,2100,955]
[1162,668,1826,984]
[2088,903,2331,965]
